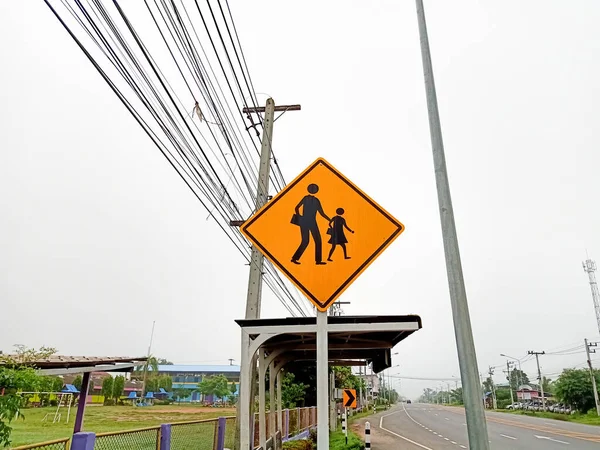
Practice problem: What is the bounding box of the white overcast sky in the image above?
[2,0,600,399]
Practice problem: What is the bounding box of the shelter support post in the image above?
[259,349,267,449]
[276,372,283,434]
[73,372,90,433]
[269,362,276,442]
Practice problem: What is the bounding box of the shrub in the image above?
[282,439,313,450]
[330,430,364,450]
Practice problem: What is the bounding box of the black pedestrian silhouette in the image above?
[327,208,354,261]
[291,184,331,265]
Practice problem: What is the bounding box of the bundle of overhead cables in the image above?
[43,0,312,317]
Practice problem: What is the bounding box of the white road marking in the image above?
[451,441,457,445]
[435,413,439,416]
[379,409,435,450]
[535,435,570,445]
[445,417,450,421]
[379,424,435,450]
[444,437,450,441]
[500,434,517,440]
[460,446,467,449]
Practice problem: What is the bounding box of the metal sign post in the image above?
[316,310,329,450]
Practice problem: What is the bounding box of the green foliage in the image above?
[451,387,463,404]
[72,375,83,392]
[554,368,600,413]
[0,345,57,448]
[158,375,172,391]
[172,388,190,403]
[329,430,364,450]
[542,376,553,394]
[112,376,125,402]
[281,373,308,408]
[282,440,313,450]
[101,377,114,404]
[331,367,365,392]
[197,374,231,401]
[509,369,530,391]
[157,359,173,365]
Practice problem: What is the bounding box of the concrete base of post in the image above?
[71,432,95,450]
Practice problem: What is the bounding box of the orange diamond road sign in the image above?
[241,157,404,311]
[343,389,357,408]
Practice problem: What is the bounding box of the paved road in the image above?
[369,403,600,449]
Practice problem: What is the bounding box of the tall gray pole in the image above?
[236,98,275,450]
[414,1,489,447]
[245,98,275,318]
[584,339,600,416]
[506,361,514,405]
[316,310,329,450]
[529,351,546,411]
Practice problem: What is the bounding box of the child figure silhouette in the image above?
[327,208,354,262]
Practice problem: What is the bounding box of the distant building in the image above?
[157,364,240,403]
[516,384,552,401]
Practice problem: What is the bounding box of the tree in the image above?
[509,369,530,391]
[113,376,125,403]
[73,375,83,392]
[0,345,56,447]
[450,387,463,405]
[281,373,308,408]
[102,377,114,405]
[157,375,173,392]
[542,376,553,394]
[172,388,190,403]
[157,359,173,365]
[197,375,231,403]
[554,368,600,413]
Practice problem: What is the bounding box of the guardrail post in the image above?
[71,432,95,450]
[214,417,226,450]
[160,424,171,450]
[365,422,371,450]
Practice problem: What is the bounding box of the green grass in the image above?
[499,409,600,426]
[347,408,375,424]
[8,404,235,448]
[329,430,364,450]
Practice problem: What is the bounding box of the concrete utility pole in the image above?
[528,351,546,410]
[244,98,276,319]
[488,367,497,409]
[584,339,600,416]
[505,361,514,405]
[415,0,489,447]
[582,259,600,335]
[235,99,301,450]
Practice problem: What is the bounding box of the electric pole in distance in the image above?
[488,367,497,409]
[528,351,546,410]
[584,339,600,416]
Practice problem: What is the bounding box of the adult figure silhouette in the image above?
[291,183,331,265]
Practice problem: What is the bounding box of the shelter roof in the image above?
[236,314,421,373]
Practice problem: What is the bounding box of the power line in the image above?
[43,0,310,316]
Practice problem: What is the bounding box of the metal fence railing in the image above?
[170,419,217,450]
[11,438,71,450]
[94,426,160,450]
[223,417,236,449]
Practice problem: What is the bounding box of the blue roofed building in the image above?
[156,365,240,403]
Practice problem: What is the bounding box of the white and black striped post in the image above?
[337,409,340,424]
[365,421,371,450]
[342,408,348,445]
